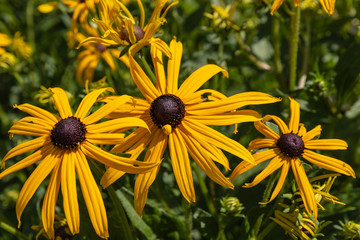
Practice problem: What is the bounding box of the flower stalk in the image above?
[289,6,301,92]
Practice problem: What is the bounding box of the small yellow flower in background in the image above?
[77,0,178,56]
[270,0,335,15]
[0,32,32,59]
[75,31,129,85]
[85,77,108,94]
[339,221,360,239]
[0,88,160,238]
[204,2,240,31]
[37,1,58,14]
[230,97,355,220]
[270,209,319,240]
[99,37,280,215]
[35,86,73,105]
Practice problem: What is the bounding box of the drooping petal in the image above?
[262,115,290,134]
[168,128,195,203]
[14,104,60,124]
[61,151,80,235]
[305,139,348,150]
[302,149,355,177]
[81,142,159,174]
[186,92,280,115]
[150,43,166,95]
[182,118,255,165]
[16,116,54,128]
[1,136,50,166]
[16,149,61,227]
[176,65,228,99]
[50,88,73,118]
[302,125,322,142]
[74,87,114,119]
[248,138,277,150]
[134,128,168,215]
[100,167,126,189]
[86,117,149,134]
[77,37,119,49]
[9,122,51,137]
[166,37,183,94]
[298,123,307,137]
[319,0,335,15]
[187,110,262,126]
[182,89,226,105]
[82,95,132,125]
[0,144,54,177]
[75,151,109,238]
[179,130,233,189]
[254,120,280,140]
[243,154,285,188]
[129,55,160,101]
[42,159,61,239]
[260,158,290,204]
[288,98,300,134]
[229,148,281,182]
[87,133,126,145]
[291,158,318,220]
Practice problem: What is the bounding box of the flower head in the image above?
[204,3,240,31]
[1,88,159,238]
[99,37,280,215]
[270,0,335,15]
[77,0,177,56]
[230,97,355,220]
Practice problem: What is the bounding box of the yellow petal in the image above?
[81,142,159,174]
[150,43,166,95]
[179,130,233,189]
[42,160,61,239]
[87,132,125,145]
[254,119,280,140]
[291,158,318,220]
[288,98,300,134]
[100,167,126,189]
[167,37,183,94]
[176,64,228,99]
[260,158,290,204]
[87,117,149,135]
[182,118,255,165]
[230,148,281,182]
[298,123,307,137]
[305,139,348,150]
[182,89,226,105]
[248,138,277,150]
[82,95,132,125]
[149,38,172,58]
[187,110,261,126]
[270,0,284,15]
[14,103,60,124]
[75,151,109,238]
[244,154,285,188]
[75,88,115,119]
[302,125,322,142]
[319,0,335,15]
[9,121,50,137]
[37,2,58,14]
[129,55,160,101]
[263,115,290,134]
[76,37,119,49]
[302,149,355,177]
[101,50,116,71]
[61,151,80,235]
[134,128,167,215]
[16,150,60,227]
[49,88,73,118]
[169,128,195,203]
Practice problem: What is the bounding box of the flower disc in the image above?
[277,133,304,158]
[51,117,86,149]
[150,94,185,129]
[120,25,145,43]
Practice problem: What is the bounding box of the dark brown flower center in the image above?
[120,25,145,43]
[277,133,304,158]
[150,94,185,129]
[55,225,72,239]
[51,117,86,149]
[95,43,107,53]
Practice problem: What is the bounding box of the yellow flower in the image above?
[77,0,177,56]
[0,88,159,238]
[75,31,129,85]
[270,209,318,240]
[0,32,32,59]
[99,37,280,215]
[204,3,240,31]
[230,97,355,220]
[37,1,58,14]
[270,0,335,15]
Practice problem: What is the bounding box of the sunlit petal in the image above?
[14,104,60,124]
[305,139,348,150]
[288,98,300,133]
[248,138,277,150]
[50,88,73,118]
[167,37,183,94]
[302,125,322,142]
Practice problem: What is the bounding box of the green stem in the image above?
[88,159,134,240]
[272,16,284,89]
[0,221,30,240]
[191,162,216,215]
[256,222,277,240]
[183,199,192,240]
[139,54,156,84]
[289,6,301,92]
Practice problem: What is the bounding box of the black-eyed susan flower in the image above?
[0,88,159,238]
[75,31,129,85]
[270,0,335,15]
[99,37,280,215]
[230,97,355,220]
[77,0,177,56]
